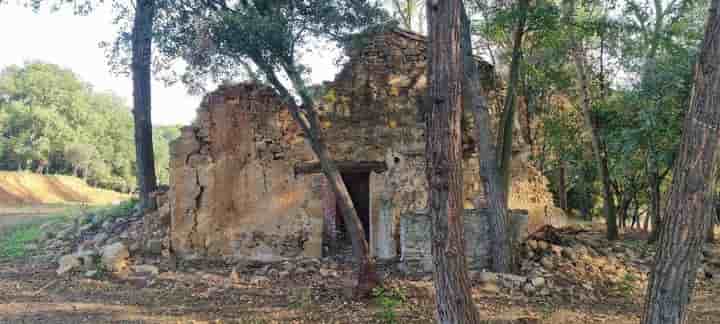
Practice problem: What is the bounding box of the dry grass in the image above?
[0,171,128,205]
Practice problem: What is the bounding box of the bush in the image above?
[92,198,139,222]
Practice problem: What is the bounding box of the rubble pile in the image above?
[35,190,171,282]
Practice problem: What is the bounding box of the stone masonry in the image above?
[400,209,529,273]
[168,28,560,262]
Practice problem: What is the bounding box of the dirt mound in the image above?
[0,172,128,205]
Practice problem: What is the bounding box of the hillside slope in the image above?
[0,172,128,205]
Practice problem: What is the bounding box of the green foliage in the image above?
[371,286,406,324]
[91,198,138,222]
[0,62,180,190]
[474,0,708,220]
[102,0,388,98]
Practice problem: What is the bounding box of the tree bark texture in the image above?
[641,2,720,323]
[427,0,482,322]
[563,0,618,240]
[132,0,158,211]
[461,7,512,273]
[496,0,529,206]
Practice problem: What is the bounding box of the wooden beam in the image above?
[294,161,388,175]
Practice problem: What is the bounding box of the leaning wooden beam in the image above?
[294,161,388,175]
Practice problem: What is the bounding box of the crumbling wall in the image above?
[169,84,323,261]
[168,29,563,262]
[400,209,529,273]
[320,29,562,258]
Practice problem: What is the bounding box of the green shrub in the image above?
[92,198,138,222]
[372,286,407,324]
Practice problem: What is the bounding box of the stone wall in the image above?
[168,28,561,262]
[169,84,324,261]
[400,209,529,273]
[318,29,499,259]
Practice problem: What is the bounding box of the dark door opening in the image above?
[335,172,371,242]
[294,160,385,258]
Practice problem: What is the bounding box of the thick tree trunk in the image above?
[563,0,618,240]
[496,0,529,205]
[461,7,512,273]
[641,2,720,323]
[707,210,716,243]
[261,64,379,297]
[426,0,482,323]
[132,0,158,211]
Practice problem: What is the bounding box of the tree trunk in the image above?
[618,188,634,229]
[563,0,618,240]
[426,1,482,322]
[631,199,641,229]
[259,63,379,298]
[558,161,568,212]
[707,209,716,243]
[461,6,512,273]
[131,0,158,211]
[496,0,529,206]
[314,140,379,296]
[641,2,720,323]
[648,162,662,242]
[35,160,46,174]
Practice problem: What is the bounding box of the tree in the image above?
[642,0,720,322]
[390,0,425,33]
[0,61,174,192]
[131,0,158,210]
[426,0,482,322]
[461,7,512,273]
[496,0,530,206]
[562,0,618,240]
[21,0,160,207]
[64,143,97,178]
[146,0,386,296]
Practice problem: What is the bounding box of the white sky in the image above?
[0,2,342,126]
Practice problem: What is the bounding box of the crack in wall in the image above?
[182,125,210,253]
[188,168,205,251]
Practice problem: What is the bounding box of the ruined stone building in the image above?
[169,29,561,271]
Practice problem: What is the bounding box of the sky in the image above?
[0,2,343,126]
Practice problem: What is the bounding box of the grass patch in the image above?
[0,199,136,261]
[372,286,407,324]
[0,222,43,259]
[90,198,138,222]
[613,272,640,298]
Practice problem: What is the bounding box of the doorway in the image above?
[294,160,386,257]
[334,171,371,243]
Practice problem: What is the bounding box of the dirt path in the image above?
[0,205,69,231]
[0,257,718,324]
[1,214,718,323]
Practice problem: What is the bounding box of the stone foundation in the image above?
[400,209,528,273]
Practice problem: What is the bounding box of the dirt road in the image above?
[0,205,69,231]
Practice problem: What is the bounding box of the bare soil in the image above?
[1,255,719,323]
[1,206,719,324]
